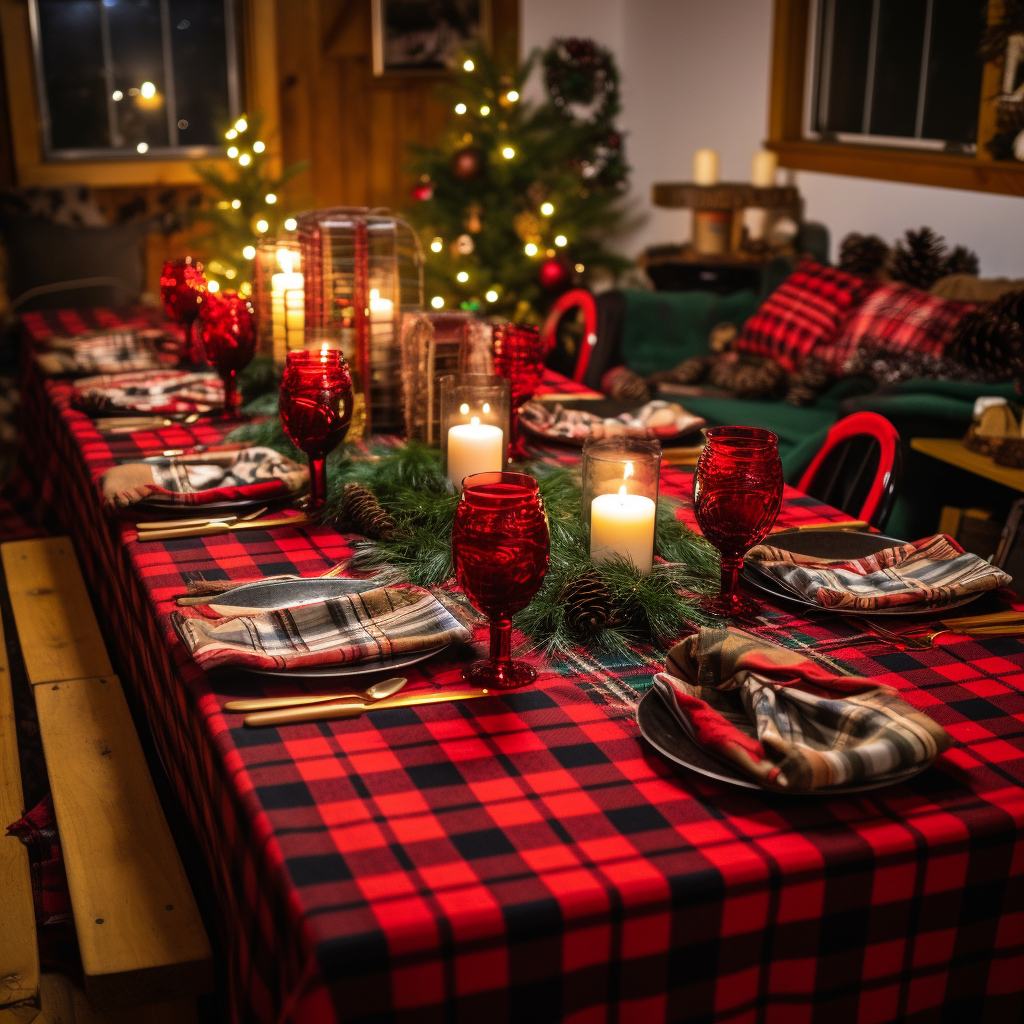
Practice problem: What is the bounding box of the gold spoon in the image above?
[223,675,408,714]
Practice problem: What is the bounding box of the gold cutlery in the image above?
[138,507,266,533]
[137,513,310,542]
[243,687,491,727]
[95,412,202,433]
[770,520,870,535]
[225,676,408,714]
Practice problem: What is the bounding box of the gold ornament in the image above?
[513,211,541,244]
[465,203,483,234]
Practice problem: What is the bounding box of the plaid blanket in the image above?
[746,533,1011,610]
[520,399,705,444]
[171,584,472,672]
[652,627,952,791]
[100,447,308,510]
[72,369,223,416]
[36,328,181,376]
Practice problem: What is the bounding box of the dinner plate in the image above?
[636,689,931,794]
[521,398,705,449]
[741,530,984,617]
[212,577,451,679]
[136,495,292,518]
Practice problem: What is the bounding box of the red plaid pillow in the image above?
[827,283,976,375]
[734,261,875,372]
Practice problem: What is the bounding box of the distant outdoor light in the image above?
[431,295,445,308]
[555,234,567,246]
[253,141,265,153]
[231,199,242,209]
[207,280,220,292]
[455,103,467,114]
[265,193,277,204]
[256,219,269,232]
[456,271,469,282]
[140,81,156,99]
[480,105,490,116]
[524,242,538,256]
[242,245,256,259]
[463,59,474,71]
[502,146,515,159]
[430,237,443,252]
[238,153,251,166]
[136,142,149,153]
[540,202,554,215]
[507,91,519,102]
[235,117,248,132]
[227,146,238,158]
[485,289,498,302]
[284,217,297,230]
[112,90,123,101]
[225,128,237,140]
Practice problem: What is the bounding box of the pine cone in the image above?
[944,245,980,277]
[838,233,889,277]
[786,356,832,405]
[562,572,613,637]
[600,365,650,403]
[340,482,396,540]
[647,355,709,388]
[889,227,948,290]
[948,289,1024,378]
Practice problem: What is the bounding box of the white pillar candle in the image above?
[369,288,394,323]
[590,487,657,574]
[751,149,778,187]
[447,417,504,490]
[693,148,720,186]
[271,248,304,359]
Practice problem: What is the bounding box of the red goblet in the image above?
[199,291,257,418]
[693,426,783,618]
[452,472,550,689]
[159,257,207,363]
[492,323,547,460]
[279,349,354,511]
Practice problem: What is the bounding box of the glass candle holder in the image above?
[440,375,511,490]
[199,291,256,418]
[582,437,662,574]
[159,256,206,363]
[279,348,353,510]
[492,322,546,460]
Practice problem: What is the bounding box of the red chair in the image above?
[539,288,598,383]
[796,412,903,530]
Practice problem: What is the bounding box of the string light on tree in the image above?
[256,219,269,232]
[502,146,515,159]
[540,202,554,215]
[225,128,237,139]
[455,103,467,114]
[507,91,519,102]
[227,146,238,158]
[243,245,256,259]
[239,153,251,166]
[253,141,265,153]
[524,242,538,256]
[456,271,469,282]
[265,193,277,203]
[284,217,297,231]
[431,296,445,308]
[555,235,567,246]
[463,59,474,71]
[485,289,499,301]
[430,237,443,252]
[235,117,247,132]
[480,105,490,115]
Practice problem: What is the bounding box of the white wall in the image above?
[520,0,1024,278]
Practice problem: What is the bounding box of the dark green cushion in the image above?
[619,288,760,376]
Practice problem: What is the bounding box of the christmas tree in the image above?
[190,112,306,294]
[405,38,630,323]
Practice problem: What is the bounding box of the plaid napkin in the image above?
[101,447,308,510]
[652,627,951,791]
[520,399,705,444]
[745,533,1010,610]
[72,369,223,416]
[36,328,181,376]
[171,584,472,672]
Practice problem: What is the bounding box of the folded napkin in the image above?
[745,533,1010,610]
[37,329,180,376]
[652,627,951,791]
[520,399,705,444]
[101,447,308,510]
[171,584,472,672]
[73,369,223,416]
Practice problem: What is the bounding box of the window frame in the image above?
[0,0,280,187]
[768,0,1024,196]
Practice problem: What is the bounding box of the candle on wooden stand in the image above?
[589,461,657,574]
[693,148,720,186]
[751,149,778,187]
[447,402,504,490]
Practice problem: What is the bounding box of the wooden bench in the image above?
[1,538,212,1018]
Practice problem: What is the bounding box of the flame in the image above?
[618,485,627,499]
[471,416,480,427]
[320,342,330,362]
[460,403,470,415]
[277,248,294,274]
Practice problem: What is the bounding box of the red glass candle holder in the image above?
[452,472,550,689]
[159,257,207,363]
[492,323,546,460]
[199,292,257,418]
[279,349,354,510]
[693,426,783,617]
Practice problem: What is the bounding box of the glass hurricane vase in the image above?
[452,472,550,689]
[199,292,257,418]
[279,349,354,510]
[693,426,783,618]
[491,323,546,461]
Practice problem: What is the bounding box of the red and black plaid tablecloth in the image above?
[7,311,1024,1024]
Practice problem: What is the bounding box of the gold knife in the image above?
[139,515,239,531]
[244,687,491,727]
[138,514,310,541]
[770,520,869,535]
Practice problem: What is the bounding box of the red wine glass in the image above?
[453,472,550,689]
[159,257,207,362]
[693,426,783,618]
[199,291,257,418]
[492,323,547,460]
[279,349,353,511]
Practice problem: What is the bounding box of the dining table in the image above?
[6,307,1024,1024]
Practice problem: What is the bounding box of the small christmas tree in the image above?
[405,39,630,323]
[190,112,306,294]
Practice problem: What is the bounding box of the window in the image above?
[808,0,986,152]
[28,0,240,161]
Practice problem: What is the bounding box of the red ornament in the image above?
[450,146,484,181]
[411,181,434,201]
[538,256,571,290]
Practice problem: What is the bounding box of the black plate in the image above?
[741,531,984,617]
[636,689,930,794]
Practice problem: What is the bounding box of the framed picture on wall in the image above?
[371,0,491,76]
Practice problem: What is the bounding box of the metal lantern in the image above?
[298,207,423,435]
